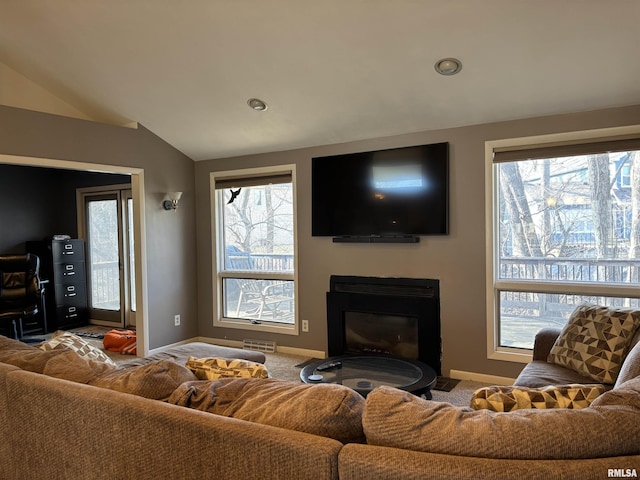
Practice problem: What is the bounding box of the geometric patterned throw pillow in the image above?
[185,356,269,380]
[469,384,607,412]
[547,303,640,384]
[38,330,117,367]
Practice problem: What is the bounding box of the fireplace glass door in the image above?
[344,311,419,360]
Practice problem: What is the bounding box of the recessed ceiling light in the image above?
[434,58,462,76]
[247,98,268,111]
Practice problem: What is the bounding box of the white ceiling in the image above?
[1,1,639,161]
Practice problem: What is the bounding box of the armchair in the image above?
[472,304,640,412]
[0,254,46,339]
[512,327,599,388]
[514,323,640,389]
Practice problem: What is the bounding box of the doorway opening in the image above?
[0,153,148,356]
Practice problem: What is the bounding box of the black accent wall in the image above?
[0,164,129,254]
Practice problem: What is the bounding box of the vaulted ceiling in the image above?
[1,1,639,161]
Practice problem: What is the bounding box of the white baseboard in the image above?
[449,369,515,385]
[196,336,243,348]
[275,345,325,358]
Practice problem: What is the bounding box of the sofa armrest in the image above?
[532,327,562,361]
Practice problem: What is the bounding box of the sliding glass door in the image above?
[80,187,136,327]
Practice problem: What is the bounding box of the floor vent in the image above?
[243,339,276,353]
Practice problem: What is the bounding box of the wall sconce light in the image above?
[162,192,183,211]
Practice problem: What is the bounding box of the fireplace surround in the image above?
[326,275,442,375]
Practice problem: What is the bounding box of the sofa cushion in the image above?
[185,356,269,380]
[470,384,606,411]
[547,303,640,384]
[592,376,640,410]
[615,331,640,388]
[168,377,365,444]
[89,360,197,401]
[42,348,117,383]
[513,359,598,388]
[0,335,35,353]
[38,331,117,366]
[0,335,70,373]
[362,385,640,460]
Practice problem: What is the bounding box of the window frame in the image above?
[210,165,299,335]
[485,125,640,363]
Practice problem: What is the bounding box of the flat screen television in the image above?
[312,142,449,239]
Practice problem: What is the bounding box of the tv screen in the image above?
[312,142,449,238]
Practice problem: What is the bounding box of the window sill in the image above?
[488,346,533,364]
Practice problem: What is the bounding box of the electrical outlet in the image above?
[301,319,309,332]
[174,314,181,326]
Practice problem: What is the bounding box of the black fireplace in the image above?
[326,275,441,375]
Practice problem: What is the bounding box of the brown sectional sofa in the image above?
[1,334,639,480]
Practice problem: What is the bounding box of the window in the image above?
[487,130,640,361]
[211,166,297,334]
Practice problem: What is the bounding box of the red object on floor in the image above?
[103,329,137,355]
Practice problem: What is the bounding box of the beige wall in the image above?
[0,62,95,121]
[0,105,197,350]
[196,104,640,379]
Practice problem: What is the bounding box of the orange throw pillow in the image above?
[103,329,137,355]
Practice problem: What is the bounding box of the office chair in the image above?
[0,254,46,339]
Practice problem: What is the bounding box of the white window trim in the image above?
[210,165,299,336]
[485,125,640,363]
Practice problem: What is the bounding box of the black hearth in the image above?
[326,275,441,375]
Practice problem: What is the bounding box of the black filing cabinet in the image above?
[27,239,89,331]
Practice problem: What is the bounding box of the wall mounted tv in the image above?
[312,142,449,242]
